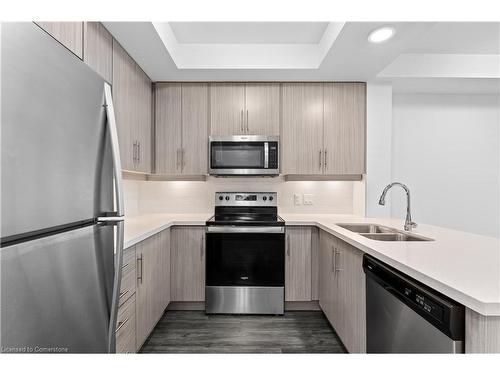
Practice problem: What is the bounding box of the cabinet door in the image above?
[285,227,312,301]
[210,84,245,135]
[135,66,152,173]
[182,84,209,175]
[318,230,334,320]
[245,84,280,135]
[159,229,171,313]
[335,240,366,353]
[155,84,182,174]
[135,233,162,350]
[112,40,136,171]
[170,227,205,301]
[36,22,83,58]
[83,22,112,83]
[323,83,366,174]
[282,83,324,174]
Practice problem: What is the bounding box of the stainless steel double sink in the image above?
[336,223,433,242]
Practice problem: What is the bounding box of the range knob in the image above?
[225,196,230,201]
[218,196,224,201]
[262,196,267,201]
[269,196,274,201]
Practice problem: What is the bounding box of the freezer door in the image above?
[1,223,114,353]
[1,22,113,240]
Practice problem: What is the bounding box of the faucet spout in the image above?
[378,182,417,231]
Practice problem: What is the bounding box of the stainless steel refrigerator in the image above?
[1,22,124,353]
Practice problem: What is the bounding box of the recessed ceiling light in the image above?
[368,27,396,43]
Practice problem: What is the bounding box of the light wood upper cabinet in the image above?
[155,83,208,175]
[112,40,152,173]
[83,22,112,83]
[210,84,245,135]
[182,84,209,174]
[324,83,366,174]
[210,83,280,136]
[135,229,170,351]
[155,84,182,174]
[285,227,312,302]
[282,83,324,174]
[282,82,366,176]
[36,22,83,59]
[170,227,205,302]
[244,84,280,135]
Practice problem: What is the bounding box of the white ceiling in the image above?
[169,22,329,44]
[103,21,500,93]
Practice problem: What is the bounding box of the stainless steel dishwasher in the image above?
[363,255,465,353]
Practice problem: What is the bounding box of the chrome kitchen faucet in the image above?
[378,182,417,231]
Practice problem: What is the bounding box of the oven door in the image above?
[205,226,285,287]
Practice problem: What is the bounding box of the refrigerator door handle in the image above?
[103,83,124,217]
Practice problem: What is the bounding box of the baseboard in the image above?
[285,301,321,311]
[167,301,206,311]
[166,301,320,312]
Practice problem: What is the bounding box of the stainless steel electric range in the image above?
[205,192,285,315]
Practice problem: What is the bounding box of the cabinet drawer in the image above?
[116,293,136,353]
[119,246,136,305]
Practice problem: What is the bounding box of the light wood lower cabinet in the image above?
[285,227,312,301]
[116,293,136,353]
[319,230,366,353]
[465,308,500,353]
[170,227,205,302]
[135,229,170,351]
[116,245,136,353]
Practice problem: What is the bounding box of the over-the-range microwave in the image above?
[209,135,279,176]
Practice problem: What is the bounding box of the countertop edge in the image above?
[124,215,500,316]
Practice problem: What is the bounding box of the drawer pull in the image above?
[119,290,129,300]
[115,317,130,333]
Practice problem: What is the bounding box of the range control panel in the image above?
[215,192,277,207]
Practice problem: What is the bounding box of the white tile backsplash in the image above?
[124,176,365,216]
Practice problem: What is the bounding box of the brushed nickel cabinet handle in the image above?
[119,290,128,300]
[286,234,291,256]
[200,236,204,259]
[324,149,327,170]
[138,141,141,163]
[335,250,342,272]
[331,246,336,272]
[240,109,244,132]
[246,109,249,133]
[115,317,130,333]
[182,148,185,171]
[137,254,143,284]
[319,150,322,170]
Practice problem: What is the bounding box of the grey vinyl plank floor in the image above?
[140,310,347,353]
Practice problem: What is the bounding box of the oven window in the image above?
[211,142,265,169]
[206,232,284,286]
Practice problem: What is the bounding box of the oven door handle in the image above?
[206,226,285,234]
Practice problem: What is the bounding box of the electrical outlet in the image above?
[294,193,302,205]
[303,194,314,205]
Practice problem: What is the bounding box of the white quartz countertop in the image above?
[124,213,500,316]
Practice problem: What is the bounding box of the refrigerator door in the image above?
[1,22,113,240]
[1,223,115,353]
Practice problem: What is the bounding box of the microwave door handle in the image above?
[264,142,269,169]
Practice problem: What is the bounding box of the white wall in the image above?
[124,177,363,216]
[391,93,499,237]
[365,82,393,218]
